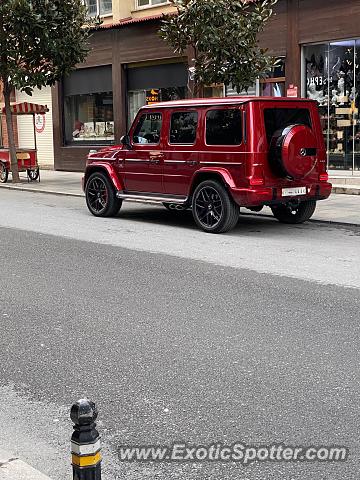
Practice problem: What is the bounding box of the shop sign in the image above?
[307,76,325,87]
[287,84,298,98]
[146,89,160,105]
[35,113,46,133]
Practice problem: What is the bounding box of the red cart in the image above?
[0,102,49,183]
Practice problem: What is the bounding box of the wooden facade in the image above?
[53,0,360,171]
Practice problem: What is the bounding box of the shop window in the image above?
[206,109,242,146]
[84,0,112,16]
[63,66,114,145]
[203,85,225,98]
[127,63,188,126]
[133,113,162,144]
[226,83,258,97]
[260,58,286,97]
[128,87,186,126]
[304,42,360,171]
[137,0,168,8]
[169,112,198,145]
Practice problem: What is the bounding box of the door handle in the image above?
[149,158,161,165]
[186,160,199,166]
[149,152,164,160]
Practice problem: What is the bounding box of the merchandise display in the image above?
[304,41,360,171]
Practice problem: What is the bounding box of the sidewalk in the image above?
[0,449,52,480]
[0,170,359,226]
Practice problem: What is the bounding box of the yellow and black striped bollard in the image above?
[70,399,102,480]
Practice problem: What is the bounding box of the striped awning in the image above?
[1,102,49,115]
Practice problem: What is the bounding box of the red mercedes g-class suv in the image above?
[84,97,331,233]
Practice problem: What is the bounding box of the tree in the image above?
[160,0,278,97]
[0,0,91,182]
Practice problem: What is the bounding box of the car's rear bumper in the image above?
[230,182,332,206]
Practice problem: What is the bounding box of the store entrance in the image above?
[304,40,360,173]
[126,62,188,128]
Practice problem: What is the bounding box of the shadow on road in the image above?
[116,204,317,235]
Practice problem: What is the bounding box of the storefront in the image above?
[52,0,360,174]
[52,19,188,171]
[127,61,188,124]
[63,66,114,145]
[303,41,360,171]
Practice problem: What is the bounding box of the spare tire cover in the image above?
[269,124,318,180]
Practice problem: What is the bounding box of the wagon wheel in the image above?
[27,167,40,181]
[0,162,8,183]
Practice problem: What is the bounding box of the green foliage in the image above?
[0,0,91,93]
[160,0,278,94]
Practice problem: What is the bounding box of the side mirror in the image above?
[120,134,132,150]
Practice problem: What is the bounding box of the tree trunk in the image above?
[188,45,204,99]
[3,81,20,183]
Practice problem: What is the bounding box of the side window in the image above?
[206,109,242,145]
[133,113,162,144]
[169,111,198,144]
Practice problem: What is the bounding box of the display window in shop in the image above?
[225,58,285,98]
[128,87,186,125]
[127,62,188,126]
[304,41,360,172]
[63,66,114,145]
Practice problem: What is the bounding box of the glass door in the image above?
[327,40,356,171]
[354,40,360,171]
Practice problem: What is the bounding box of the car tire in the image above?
[192,180,239,233]
[85,171,122,217]
[271,199,316,224]
[0,162,8,183]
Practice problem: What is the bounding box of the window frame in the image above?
[168,110,199,146]
[63,91,115,146]
[136,0,169,10]
[132,112,163,146]
[84,0,112,18]
[204,107,243,147]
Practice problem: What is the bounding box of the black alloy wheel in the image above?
[192,179,239,233]
[0,163,8,183]
[271,199,316,224]
[85,172,122,217]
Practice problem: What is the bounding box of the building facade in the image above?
[52,0,360,173]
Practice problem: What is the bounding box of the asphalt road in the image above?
[0,189,359,479]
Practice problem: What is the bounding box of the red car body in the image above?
[84,97,332,233]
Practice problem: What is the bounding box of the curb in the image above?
[239,212,360,228]
[332,185,360,195]
[1,183,359,227]
[0,449,52,479]
[0,183,84,197]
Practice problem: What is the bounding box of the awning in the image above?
[1,102,49,115]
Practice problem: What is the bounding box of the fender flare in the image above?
[85,162,124,191]
[190,167,237,192]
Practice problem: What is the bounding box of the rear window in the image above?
[264,108,312,144]
[206,109,242,145]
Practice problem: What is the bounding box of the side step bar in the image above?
[116,192,188,204]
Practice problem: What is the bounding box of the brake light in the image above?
[249,177,265,186]
[319,173,329,182]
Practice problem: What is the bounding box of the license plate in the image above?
[282,187,307,197]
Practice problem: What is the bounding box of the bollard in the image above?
[70,398,102,480]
